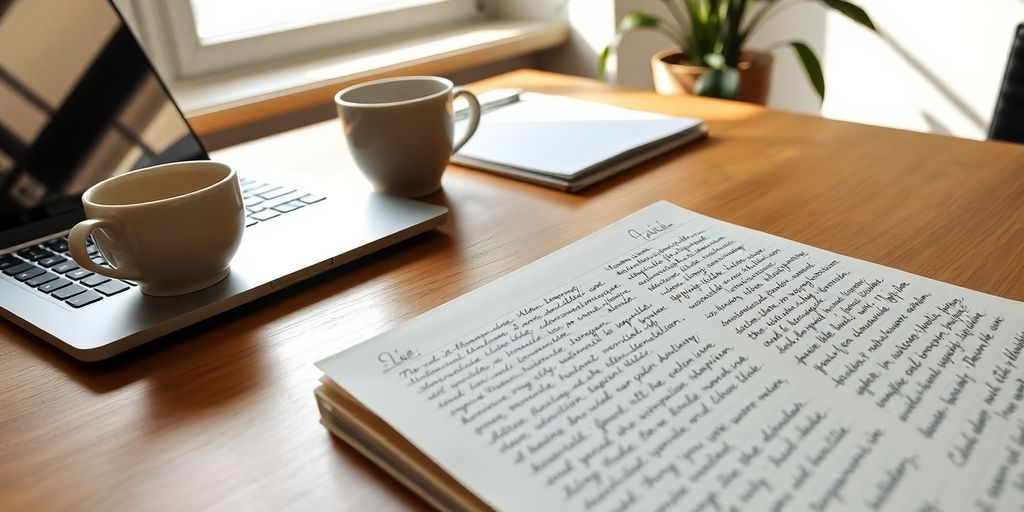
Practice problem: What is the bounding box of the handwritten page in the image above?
[318,201,1024,511]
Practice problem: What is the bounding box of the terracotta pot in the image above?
[651,48,774,105]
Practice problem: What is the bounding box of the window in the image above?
[120,0,480,79]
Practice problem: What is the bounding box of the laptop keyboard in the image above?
[240,177,324,227]
[1,178,326,309]
[0,236,130,308]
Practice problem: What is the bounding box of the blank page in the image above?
[454,93,703,178]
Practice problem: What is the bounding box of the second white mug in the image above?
[335,76,481,198]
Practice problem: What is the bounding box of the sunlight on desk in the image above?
[5,70,1024,511]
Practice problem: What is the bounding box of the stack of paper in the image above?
[316,201,1024,511]
[452,93,707,191]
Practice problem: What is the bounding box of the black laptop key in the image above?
[44,238,69,253]
[96,280,130,296]
[51,283,86,300]
[52,261,80,274]
[37,255,67,268]
[38,278,72,293]
[3,262,33,276]
[0,255,23,270]
[82,274,110,287]
[66,268,94,280]
[14,266,46,282]
[26,272,59,287]
[66,290,102,308]
[17,246,52,261]
[86,245,99,256]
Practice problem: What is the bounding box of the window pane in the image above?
[190,0,452,44]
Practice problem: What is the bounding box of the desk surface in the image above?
[3,69,1024,510]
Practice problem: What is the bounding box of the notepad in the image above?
[316,201,1024,511]
[452,92,707,191]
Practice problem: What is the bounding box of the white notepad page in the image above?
[454,93,703,178]
[320,201,1024,511]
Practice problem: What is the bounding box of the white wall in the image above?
[488,0,617,79]
[816,0,1022,139]
[562,0,1024,140]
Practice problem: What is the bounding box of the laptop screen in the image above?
[0,0,207,248]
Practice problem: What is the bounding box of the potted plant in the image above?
[599,0,877,104]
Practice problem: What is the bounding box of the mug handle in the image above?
[68,219,141,281]
[452,87,481,153]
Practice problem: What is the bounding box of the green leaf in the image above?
[820,0,876,31]
[722,0,747,65]
[618,11,661,32]
[789,41,825,101]
[597,46,613,80]
[684,0,702,23]
[694,66,741,99]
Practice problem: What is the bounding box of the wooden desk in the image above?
[3,70,1024,510]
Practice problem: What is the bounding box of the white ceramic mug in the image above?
[335,76,481,198]
[68,161,245,297]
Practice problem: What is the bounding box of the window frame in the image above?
[120,0,481,79]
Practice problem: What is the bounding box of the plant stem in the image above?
[661,0,692,37]
[722,0,746,66]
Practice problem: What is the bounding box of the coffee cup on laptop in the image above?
[335,75,481,198]
[68,160,245,297]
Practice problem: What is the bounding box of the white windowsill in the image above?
[169,19,568,133]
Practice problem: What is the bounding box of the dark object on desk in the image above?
[989,23,1024,143]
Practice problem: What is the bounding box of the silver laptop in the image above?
[0,0,447,361]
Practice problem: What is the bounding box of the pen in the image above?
[454,88,523,120]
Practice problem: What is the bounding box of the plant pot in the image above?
[651,48,774,105]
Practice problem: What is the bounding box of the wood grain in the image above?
[3,69,1024,511]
